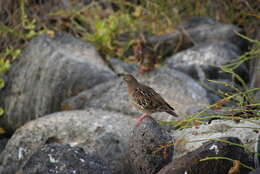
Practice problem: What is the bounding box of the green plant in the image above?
[86,12,137,57]
[0,57,10,116]
[162,34,260,129]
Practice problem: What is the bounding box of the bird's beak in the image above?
[117,73,125,77]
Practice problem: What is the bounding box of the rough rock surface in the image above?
[19,143,112,174]
[62,68,209,119]
[165,41,247,82]
[0,33,115,132]
[128,117,173,174]
[157,137,254,174]
[147,17,247,59]
[177,17,247,49]
[0,110,135,174]
[172,119,260,158]
[249,167,260,174]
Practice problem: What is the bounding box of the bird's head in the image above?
[118,74,138,85]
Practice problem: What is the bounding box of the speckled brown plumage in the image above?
[120,74,178,125]
[132,36,156,73]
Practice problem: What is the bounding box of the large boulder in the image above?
[0,33,115,132]
[172,119,259,158]
[19,143,112,174]
[147,17,247,59]
[165,41,248,82]
[62,68,209,119]
[177,17,247,49]
[0,110,135,174]
[157,137,254,174]
[128,117,173,174]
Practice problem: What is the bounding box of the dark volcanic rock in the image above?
[157,137,254,174]
[19,143,112,174]
[128,117,174,174]
[172,119,259,159]
[0,33,115,132]
[0,110,135,174]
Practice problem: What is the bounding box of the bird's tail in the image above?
[166,110,178,117]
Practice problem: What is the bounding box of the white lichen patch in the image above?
[209,144,219,154]
[18,147,27,160]
[48,154,58,163]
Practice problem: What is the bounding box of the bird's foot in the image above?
[136,114,150,127]
[138,68,147,73]
[138,67,153,73]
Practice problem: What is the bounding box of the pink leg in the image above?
[136,113,151,127]
[138,68,146,73]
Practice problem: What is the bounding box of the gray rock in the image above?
[148,31,193,58]
[62,68,209,119]
[128,117,173,174]
[177,17,247,49]
[0,109,135,174]
[157,137,254,174]
[108,58,138,74]
[172,119,260,159]
[165,41,246,80]
[19,143,112,174]
[0,33,115,132]
[147,17,247,59]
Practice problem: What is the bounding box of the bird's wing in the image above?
[131,85,173,112]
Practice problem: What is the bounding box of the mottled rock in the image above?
[19,143,112,174]
[128,117,173,174]
[0,110,135,174]
[62,68,209,119]
[172,119,259,158]
[147,17,247,59]
[157,137,254,174]
[148,31,193,58]
[0,33,115,132]
[177,17,247,49]
[165,41,248,82]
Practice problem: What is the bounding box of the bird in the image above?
[132,35,156,73]
[132,41,156,73]
[120,74,178,126]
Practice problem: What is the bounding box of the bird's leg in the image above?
[136,113,151,127]
[138,67,154,73]
[138,68,147,73]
